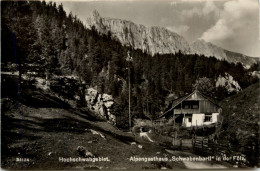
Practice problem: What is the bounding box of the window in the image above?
[204,115,212,122]
[188,117,192,122]
[192,105,198,109]
[184,105,189,109]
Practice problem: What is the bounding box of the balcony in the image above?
[174,108,199,114]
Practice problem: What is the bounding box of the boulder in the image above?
[77,146,94,157]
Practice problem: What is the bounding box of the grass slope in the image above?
[1,75,185,169]
[219,82,260,166]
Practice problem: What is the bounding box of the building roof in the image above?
[159,90,221,118]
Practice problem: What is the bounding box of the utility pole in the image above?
[126,51,133,130]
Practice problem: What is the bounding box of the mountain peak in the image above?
[87,10,103,30]
[86,12,257,66]
[86,12,190,55]
[91,10,100,18]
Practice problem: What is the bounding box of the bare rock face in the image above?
[86,10,258,67]
[85,88,116,124]
[191,40,228,61]
[191,40,258,68]
[216,73,241,93]
[86,10,191,55]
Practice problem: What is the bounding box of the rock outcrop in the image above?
[86,10,258,67]
[85,88,116,124]
[216,73,241,93]
[251,71,260,78]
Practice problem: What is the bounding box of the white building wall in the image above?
[212,113,219,123]
[203,113,219,125]
[182,113,220,127]
[183,117,192,127]
[203,121,212,125]
[191,114,204,126]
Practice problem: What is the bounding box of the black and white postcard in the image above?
[1,0,259,169]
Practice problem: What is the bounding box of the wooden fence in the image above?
[192,136,258,167]
[150,124,258,167]
[172,138,193,149]
[193,136,209,149]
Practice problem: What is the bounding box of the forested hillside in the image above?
[2,1,259,128]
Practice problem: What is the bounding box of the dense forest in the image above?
[2,1,259,127]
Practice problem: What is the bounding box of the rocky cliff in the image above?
[86,10,191,55]
[191,40,258,68]
[85,88,116,125]
[86,10,258,66]
[190,40,228,61]
[216,73,241,93]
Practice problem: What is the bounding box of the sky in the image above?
[53,0,260,57]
